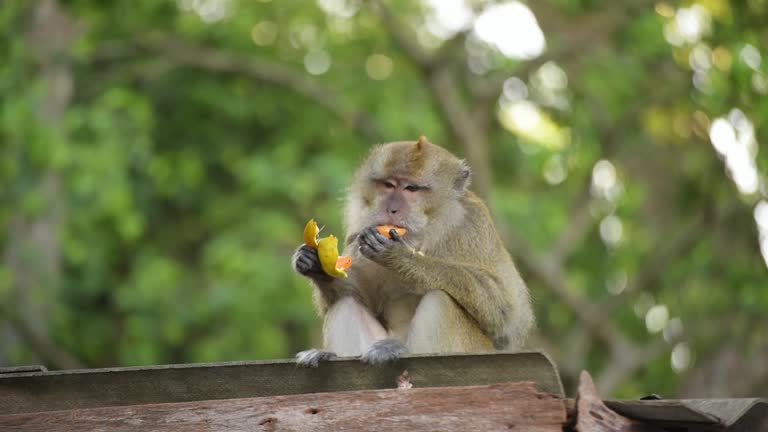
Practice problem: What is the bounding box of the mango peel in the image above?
[303,218,320,248]
[303,219,351,278]
[317,235,350,278]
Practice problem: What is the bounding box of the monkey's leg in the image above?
[296,297,387,367]
[323,296,388,356]
[325,297,407,366]
[407,290,495,354]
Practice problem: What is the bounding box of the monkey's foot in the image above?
[295,349,337,368]
[361,339,407,366]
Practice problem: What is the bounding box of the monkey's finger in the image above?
[296,245,321,263]
[294,258,312,273]
[389,229,404,243]
[295,349,337,368]
[360,235,385,254]
[361,226,390,248]
[302,249,321,265]
[359,243,380,259]
[299,244,319,255]
[295,253,322,274]
[296,254,314,268]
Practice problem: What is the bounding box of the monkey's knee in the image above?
[323,296,387,356]
[407,290,494,354]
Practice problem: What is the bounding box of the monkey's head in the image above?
[345,136,471,243]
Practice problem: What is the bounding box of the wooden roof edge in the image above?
[0,351,563,415]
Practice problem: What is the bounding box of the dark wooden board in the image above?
[607,398,768,432]
[0,351,563,415]
[575,371,664,432]
[0,381,567,432]
[606,400,721,425]
[0,366,47,376]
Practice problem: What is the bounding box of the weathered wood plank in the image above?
[605,400,721,425]
[575,371,663,432]
[607,398,768,431]
[0,366,47,376]
[0,381,567,432]
[0,351,563,415]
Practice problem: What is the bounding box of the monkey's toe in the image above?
[295,349,337,367]
[361,339,407,366]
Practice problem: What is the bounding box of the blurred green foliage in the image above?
[0,0,766,398]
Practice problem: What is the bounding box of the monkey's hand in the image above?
[291,244,333,281]
[295,348,337,367]
[357,226,410,265]
[361,339,407,365]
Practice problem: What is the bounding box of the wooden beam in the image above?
[0,351,563,415]
[575,371,664,432]
[0,381,567,432]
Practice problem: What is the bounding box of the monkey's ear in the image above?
[455,161,472,190]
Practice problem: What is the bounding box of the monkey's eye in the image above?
[383,181,396,189]
[404,185,422,192]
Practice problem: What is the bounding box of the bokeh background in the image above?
[1,0,767,398]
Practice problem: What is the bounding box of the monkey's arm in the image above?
[358,228,533,349]
[405,254,530,349]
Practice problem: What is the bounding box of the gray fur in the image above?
[295,348,337,368]
[361,339,407,365]
[291,245,332,281]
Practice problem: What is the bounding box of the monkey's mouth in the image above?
[377,222,408,231]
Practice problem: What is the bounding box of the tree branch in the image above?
[595,335,674,396]
[368,1,494,202]
[136,35,381,141]
[368,0,434,70]
[426,68,493,201]
[550,189,595,263]
[6,313,84,370]
[474,0,657,101]
[506,230,625,346]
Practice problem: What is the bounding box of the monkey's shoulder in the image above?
[454,193,502,239]
[459,192,494,222]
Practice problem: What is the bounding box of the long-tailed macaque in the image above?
[291,136,533,366]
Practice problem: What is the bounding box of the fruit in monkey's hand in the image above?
[303,218,320,249]
[376,225,407,238]
[317,235,349,278]
[303,219,351,278]
[335,255,352,270]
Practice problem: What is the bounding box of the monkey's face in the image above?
[345,139,471,241]
[367,177,430,231]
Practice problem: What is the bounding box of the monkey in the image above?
[291,136,533,366]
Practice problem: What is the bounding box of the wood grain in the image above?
[0,351,563,415]
[575,371,663,432]
[0,381,566,432]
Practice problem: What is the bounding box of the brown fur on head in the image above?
[345,137,471,242]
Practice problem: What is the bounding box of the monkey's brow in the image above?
[369,176,429,186]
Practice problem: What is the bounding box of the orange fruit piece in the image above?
[335,255,352,270]
[376,225,407,238]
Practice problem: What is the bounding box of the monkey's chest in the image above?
[379,292,422,341]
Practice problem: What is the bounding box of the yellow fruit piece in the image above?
[317,235,350,278]
[303,218,319,249]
